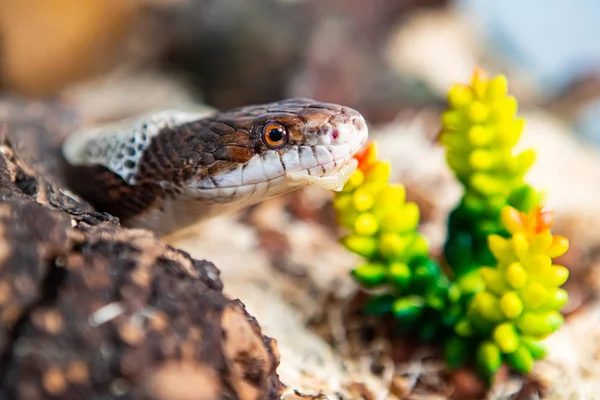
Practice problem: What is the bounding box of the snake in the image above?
[61,98,369,236]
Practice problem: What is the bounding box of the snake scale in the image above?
[60,98,368,236]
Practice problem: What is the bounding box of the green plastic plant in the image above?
[335,69,570,383]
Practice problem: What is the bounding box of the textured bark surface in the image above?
[0,98,282,399]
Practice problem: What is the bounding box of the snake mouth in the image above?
[286,157,358,191]
[181,153,359,201]
[186,154,353,189]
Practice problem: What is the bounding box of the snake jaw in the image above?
[286,158,358,191]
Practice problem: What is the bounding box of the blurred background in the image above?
[2,0,600,129]
[2,0,600,398]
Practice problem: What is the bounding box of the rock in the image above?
[0,99,282,399]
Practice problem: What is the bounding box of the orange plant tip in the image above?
[354,142,378,173]
[472,67,487,79]
[502,205,557,238]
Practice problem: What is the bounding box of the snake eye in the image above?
[261,122,288,149]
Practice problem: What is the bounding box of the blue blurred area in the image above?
[457,0,600,96]
[457,0,600,144]
[576,97,600,145]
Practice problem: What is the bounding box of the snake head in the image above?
[185,98,369,201]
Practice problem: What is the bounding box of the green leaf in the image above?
[351,263,387,287]
[342,235,378,257]
[468,313,494,336]
[516,311,564,338]
[364,295,396,315]
[388,262,411,289]
[456,269,485,294]
[392,296,424,321]
[506,345,534,373]
[454,318,473,337]
[445,336,471,368]
[542,288,569,311]
[476,341,502,376]
[507,184,542,213]
[412,259,442,289]
[448,284,462,302]
[407,235,430,258]
[521,337,548,360]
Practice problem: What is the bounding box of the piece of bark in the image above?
[0,99,282,399]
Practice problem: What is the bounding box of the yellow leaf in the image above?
[511,233,530,259]
[501,206,524,235]
[520,283,548,309]
[547,236,569,258]
[493,323,519,353]
[500,292,523,319]
[505,262,527,288]
[530,231,553,254]
[354,213,379,236]
[488,235,514,262]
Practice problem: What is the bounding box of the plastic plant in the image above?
[440,69,540,278]
[455,205,569,377]
[334,143,463,340]
[335,69,570,383]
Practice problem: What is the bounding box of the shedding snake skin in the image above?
[62,98,369,236]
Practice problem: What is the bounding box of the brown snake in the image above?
[61,98,368,236]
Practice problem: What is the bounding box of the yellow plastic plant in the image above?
[462,205,569,376]
[335,143,428,268]
[441,69,540,276]
[334,144,462,339]
[441,69,534,198]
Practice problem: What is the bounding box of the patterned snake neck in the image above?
[62,98,368,236]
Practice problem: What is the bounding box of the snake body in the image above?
[62,98,368,236]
